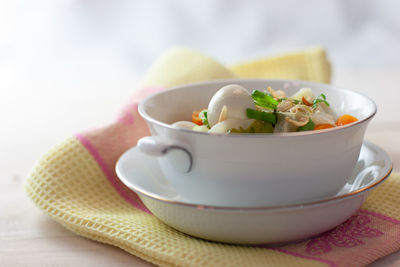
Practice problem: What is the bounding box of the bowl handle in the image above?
[137,136,193,173]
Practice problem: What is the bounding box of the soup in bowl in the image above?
[137,79,376,207]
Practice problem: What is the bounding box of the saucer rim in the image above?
[116,141,393,211]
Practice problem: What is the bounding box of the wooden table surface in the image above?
[1,70,399,266]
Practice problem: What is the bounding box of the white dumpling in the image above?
[311,103,336,126]
[208,118,254,134]
[171,121,197,130]
[207,84,255,127]
[192,125,209,132]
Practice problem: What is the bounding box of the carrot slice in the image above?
[314,124,335,130]
[192,111,203,126]
[336,114,358,126]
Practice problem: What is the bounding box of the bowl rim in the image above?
[117,141,392,211]
[138,78,377,138]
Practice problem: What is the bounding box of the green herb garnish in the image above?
[296,119,315,131]
[246,108,277,125]
[312,94,330,109]
[251,90,278,110]
[199,109,210,129]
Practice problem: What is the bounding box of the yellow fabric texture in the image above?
[141,47,238,88]
[24,47,397,266]
[141,46,330,88]
[230,47,331,83]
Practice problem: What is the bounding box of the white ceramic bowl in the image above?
[116,141,392,244]
[137,79,377,206]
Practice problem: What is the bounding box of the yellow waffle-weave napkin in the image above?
[25,47,400,266]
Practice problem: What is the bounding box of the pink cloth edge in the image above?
[359,209,400,224]
[74,133,150,214]
[270,247,337,267]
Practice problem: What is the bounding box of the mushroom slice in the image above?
[289,104,313,115]
[285,116,310,127]
[218,105,228,123]
[285,104,313,127]
[277,99,295,112]
[267,86,286,99]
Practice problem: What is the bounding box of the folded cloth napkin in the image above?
[25,47,400,267]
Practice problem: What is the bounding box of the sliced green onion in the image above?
[246,108,277,125]
[199,109,210,128]
[296,119,315,131]
[312,94,330,109]
[251,90,278,110]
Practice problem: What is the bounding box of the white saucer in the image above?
[116,141,392,244]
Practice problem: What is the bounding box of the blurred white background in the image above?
[2,0,400,80]
[1,0,400,174]
[1,1,400,265]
